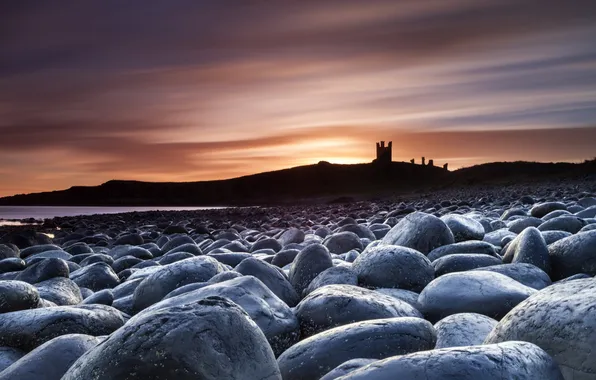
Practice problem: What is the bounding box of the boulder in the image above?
[235,257,299,307]
[15,258,69,284]
[69,262,120,291]
[0,280,39,313]
[289,244,333,296]
[432,254,502,276]
[427,241,498,262]
[34,277,83,305]
[323,232,363,254]
[471,263,552,290]
[548,230,596,280]
[382,212,454,254]
[440,214,485,242]
[434,313,497,348]
[303,266,358,296]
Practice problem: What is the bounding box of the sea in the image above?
[0,206,226,225]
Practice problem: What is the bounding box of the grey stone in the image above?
[502,227,550,273]
[289,244,333,296]
[434,313,497,348]
[235,257,299,307]
[548,230,596,280]
[382,212,454,254]
[472,263,552,290]
[0,280,39,313]
[432,254,502,276]
[427,241,498,262]
[440,214,485,242]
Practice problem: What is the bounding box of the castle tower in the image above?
[375,141,392,163]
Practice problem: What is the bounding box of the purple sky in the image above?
[1,0,595,196]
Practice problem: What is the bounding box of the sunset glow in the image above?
[1,1,595,196]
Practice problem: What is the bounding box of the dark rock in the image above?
[352,245,434,291]
[434,313,497,348]
[374,288,421,310]
[113,233,143,246]
[79,287,93,299]
[0,258,25,273]
[70,262,120,291]
[323,232,363,254]
[19,244,61,259]
[419,271,536,322]
[61,298,282,380]
[432,254,502,276]
[165,242,202,256]
[0,346,24,372]
[15,258,70,284]
[485,278,596,380]
[277,317,436,380]
[132,256,223,312]
[271,249,300,267]
[34,277,83,305]
[207,252,251,267]
[381,212,454,254]
[531,202,567,218]
[24,250,72,264]
[295,284,422,337]
[81,289,114,306]
[340,341,564,380]
[157,251,195,265]
[0,280,39,313]
[278,227,305,246]
[141,276,299,357]
[0,334,101,380]
[79,254,114,267]
[548,230,596,280]
[0,305,125,351]
[483,228,517,246]
[542,230,572,245]
[251,238,283,253]
[538,215,587,234]
[472,263,552,290]
[289,244,333,296]
[508,217,544,233]
[427,241,498,262]
[0,245,19,260]
[109,246,153,260]
[303,266,358,296]
[320,359,377,380]
[112,278,143,299]
[235,257,299,307]
[440,214,485,242]
[502,226,550,274]
[110,255,142,273]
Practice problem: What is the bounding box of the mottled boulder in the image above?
[141,276,299,356]
[34,277,83,305]
[320,359,377,380]
[472,263,552,290]
[0,334,101,380]
[271,249,300,267]
[352,245,434,291]
[440,214,485,242]
[339,341,564,380]
[235,257,299,307]
[289,243,333,296]
[485,278,596,380]
[502,226,550,274]
[548,230,596,280]
[277,317,436,380]
[432,254,502,276]
[323,232,363,254]
[382,212,454,254]
[434,313,497,348]
[295,284,422,337]
[0,280,39,313]
[419,271,536,322]
[278,227,305,246]
[0,305,125,351]
[70,262,119,291]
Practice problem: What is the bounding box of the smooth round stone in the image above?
[278,227,305,246]
[157,251,195,265]
[108,246,153,261]
[323,232,364,254]
[502,226,550,274]
[113,233,143,246]
[381,212,454,254]
[79,287,93,299]
[303,266,358,296]
[542,210,572,221]
[531,202,567,218]
[20,245,61,259]
[166,242,203,256]
[142,276,299,357]
[434,313,497,348]
[24,250,72,264]
[352,245,434,292]
[271,249,300,267]
[70,262,120,291]
[0,346,24,372]
[0,334,101,380]
[427,241,498,262]
[471,263,552,290]
[0,246,19,260]
[542,230,572,245]
[0,305,125,351]
[34,277,83,305]
[289,244,333,296]
[132,256,223,312]
[295,284,422,337]
[320,359,377,380]
[0,258,25,274]
[501,208,528,220]
[79,254,114,267]
[440,214,485,242]
[432,254,502,276]
[64,243,93,255]
[81,289,114,306]
[338,224,376,240]
[110,256,142,273]
[0,281,39,313]
[508,217,544,233]
[339,341,564,380]
[235,257,299,307]
[374,288,421,310]
[207,252,251,267]
[62,298,282,380]
[486,278,596,380]
[483,229,517,246]
[419,271,536,322]
[251,238,282,253]
[277,317,436,380]
[576,205,596,218]
[548,230,596,280]
[580,224,596,232]
[538,215,587,234]
[15,258,70,284]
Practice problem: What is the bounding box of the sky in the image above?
[1,0,596,196]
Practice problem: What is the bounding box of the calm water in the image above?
[0,206,227,222]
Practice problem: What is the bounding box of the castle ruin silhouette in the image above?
[374,141,448,169]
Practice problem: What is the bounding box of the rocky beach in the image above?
[0,180,594,379]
